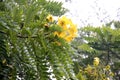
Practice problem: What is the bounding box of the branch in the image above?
[17,35,37,38]
[0,30,37,38]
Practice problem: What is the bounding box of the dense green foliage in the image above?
[0,0,77,80]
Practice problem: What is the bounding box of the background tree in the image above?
[72,25,120,80]
[106,21,120,80]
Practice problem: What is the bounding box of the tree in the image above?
[106,21,120,80]
[0,0,78,80]
[72,25,120,80]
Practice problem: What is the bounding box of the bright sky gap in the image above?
[54,0,120,27]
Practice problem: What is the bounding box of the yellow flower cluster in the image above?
[77,57,114,80]
[45,14,77,42]
[93,57,99,66]
[46,14,54,22]
[55,16,77,42]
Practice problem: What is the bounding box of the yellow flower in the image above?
[93,57,99,66]
[68,26,77,38]
[68,18,73,25]
[58,19,66,27]
[63,25,68,30]
[105,65,110,70]
[44,23,49,28]
[69,24,77,33]
[57,16,69,27]
[65,35,73,42]
[109,72,114,76]
[46,14,54,22]
[59,32,66,38]
[54,16,78,43]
